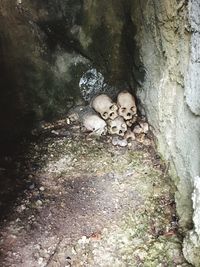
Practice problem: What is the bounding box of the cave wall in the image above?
[131,0,200,265]
[0,0,90,140]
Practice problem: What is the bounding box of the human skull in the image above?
[91,94,118,120]
[83,114,107,135]
[107,116,127,136]
[117,91,137,120]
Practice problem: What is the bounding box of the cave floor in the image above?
[0,121,192,267]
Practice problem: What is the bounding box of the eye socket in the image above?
[110,104,116,111]
[121,107,126,112]
[111,126,117,132]
[110,112,114,118]
[103,112,108,118]
[131,107,137,113]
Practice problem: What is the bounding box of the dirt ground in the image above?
[0,120,192,267]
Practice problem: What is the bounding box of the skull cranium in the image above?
[107,116,127,136]
[117,91,137,120]
[83,114,107,135]
[91,94,118,120]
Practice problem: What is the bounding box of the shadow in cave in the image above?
[0,136,38,224]
[0,36,38,223]
[119,0,146,91]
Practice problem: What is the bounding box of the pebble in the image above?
[39,186,45,191]
[17,204,26,212]
[78,236,89,245]
[66,118,71,124]
[37,257,44,265]
[29,184,35,190]
[51,130,59,135]
[36,200,43,206]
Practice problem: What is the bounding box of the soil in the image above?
[0,120,192,267]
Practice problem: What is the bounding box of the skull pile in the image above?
[79,90,149,145]
[90,90,138,135]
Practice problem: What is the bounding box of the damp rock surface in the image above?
[0,121,191,267]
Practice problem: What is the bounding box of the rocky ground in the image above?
[0,119,192,267]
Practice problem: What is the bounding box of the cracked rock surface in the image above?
[0,121,192,267]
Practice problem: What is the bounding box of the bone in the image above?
[133,125,143,134]
[107,116,127,136]
[117,90,137,121]
[133,121,149,135]
[124,129,136,141]
[112,136,128,147]
[91,94,118,120]
[83,114,107,135]
[138,121,149,134]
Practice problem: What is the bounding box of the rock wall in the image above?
[131,0,200,265]
[0,0,90,140]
